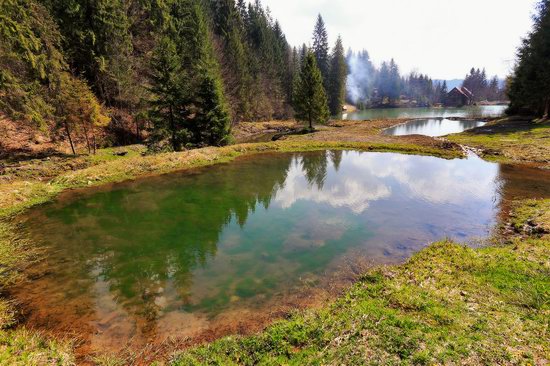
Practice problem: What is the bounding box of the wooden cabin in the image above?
[446,87,474,107]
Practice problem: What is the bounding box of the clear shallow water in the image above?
[16,150,550,353]
[383,118,486,137]
[344,105,506,120]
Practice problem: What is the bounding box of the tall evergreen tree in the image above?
[210,0,252,121]
[440,81,448,104]
[149,0,231,150]
[148,36,188,151]
[293,51,329,129]
[388,59,401,102]
[508,0,550,117]
[312,14,330,91]
[40,0,133,104]
[327,36,347,115]
[463,67,488,101]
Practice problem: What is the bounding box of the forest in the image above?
[0,0,348,152]
[0,0,547,155]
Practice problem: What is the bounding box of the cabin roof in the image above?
[449,87,473,99]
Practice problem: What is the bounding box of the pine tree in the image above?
[327,36,347,115]
[209,0,252,121]
[488,76,500,101]
[508,0,550,117]
[312,14,330,91]
[0,0,66,128]
[388,59,401,103]
[440,81,448,104]
[42,0,133,104]
[293,51,329,129]
[194,74,232,146]
[151,0,231,149]
[148,36,189,151]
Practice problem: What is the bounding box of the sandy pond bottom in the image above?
[14,150,550,356]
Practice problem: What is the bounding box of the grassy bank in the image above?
[173,199,550,365]
[447,117,550,166]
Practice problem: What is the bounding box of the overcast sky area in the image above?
[253,0,539,79]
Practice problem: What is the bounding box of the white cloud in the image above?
[272,151,499,214]
[274,156,392,214]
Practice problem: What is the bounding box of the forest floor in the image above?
[0,117,549,365]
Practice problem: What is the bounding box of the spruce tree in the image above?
[327,36,347,115]
[508,0,550,117]
[148,0,231,150]
[194,74,232,146]
[148,36,189,151]
[440,81,448,104]
[312,14,330,91]
[293,51,329,129]
[42,0,133,104]
[388,59,401,103]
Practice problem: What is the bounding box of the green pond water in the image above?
[343,105,506,120]
[16,150,550,352]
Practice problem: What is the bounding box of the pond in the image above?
[382,118,486,137]
[15,150,550,355]
[343,105,506,120]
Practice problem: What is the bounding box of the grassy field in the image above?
[0,119,548,365]
[447,117,550,166]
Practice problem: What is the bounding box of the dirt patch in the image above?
[233,121,300,143]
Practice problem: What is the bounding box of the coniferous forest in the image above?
[0,0,347,151]
[1,0,548,155]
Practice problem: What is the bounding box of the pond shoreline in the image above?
[0,117,549,364]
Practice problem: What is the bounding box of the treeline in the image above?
[462,68,505,102]
[0,0,347,153]
[346,51,506,108]
[508,0,550,117]
[346,51,448,108]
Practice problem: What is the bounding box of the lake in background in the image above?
[383,118,486,137]
[15,149,550,353]
[343,105,507,120]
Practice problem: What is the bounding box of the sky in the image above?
[253,0,539,79]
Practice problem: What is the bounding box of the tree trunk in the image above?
[83,125,91,154]
[136,118,141,141]
[308,110,313,130]
[64,122,76,155]
[544,98,550,119]
[169,104,177,151]
[92,128,97,155]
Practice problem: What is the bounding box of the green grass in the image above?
[508,199,550,234]
[447,117,550,165]
[0,329,74,366]
[172,200,550,365]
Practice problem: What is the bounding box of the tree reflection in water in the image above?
[15,150,550,354]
